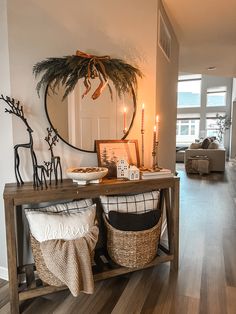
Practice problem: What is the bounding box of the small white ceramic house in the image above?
[117,158,129,178]
[128,165,140,180]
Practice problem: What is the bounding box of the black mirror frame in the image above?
[44,84,137,153]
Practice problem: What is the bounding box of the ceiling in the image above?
[163,0,236,78]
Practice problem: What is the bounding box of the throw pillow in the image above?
[25,204,96,242]
[208,140,220,149]
[209,136,217,142]
[108,209,161,231]
[189,143,202,149]
[26,199,93,213]
[100,190,160,217]
[201,137,211,149]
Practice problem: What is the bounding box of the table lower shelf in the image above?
[18,246,173,302]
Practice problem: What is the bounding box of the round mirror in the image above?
[44,82,136,152]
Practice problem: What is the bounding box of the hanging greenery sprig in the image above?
[33,50,143,100]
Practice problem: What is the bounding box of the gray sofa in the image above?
[184,148,226,172]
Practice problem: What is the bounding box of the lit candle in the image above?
[153,125,157,151]
[123,107,127,132]
[156,115,159,140]
[141,103,145,130]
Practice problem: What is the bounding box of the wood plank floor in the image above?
[1,162,236,314]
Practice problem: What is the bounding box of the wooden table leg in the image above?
[164,188,171,252]
[4,198,20,314]
[170,179,180,271]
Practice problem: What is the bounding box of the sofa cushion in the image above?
[189,143,202,149]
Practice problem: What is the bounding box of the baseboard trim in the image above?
[0,266,8,281]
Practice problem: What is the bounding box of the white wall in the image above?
[156,1,179,173]
[0,0,15,279]
[0,0,178,275]
[7,0,159,175]
[230,78,236,158]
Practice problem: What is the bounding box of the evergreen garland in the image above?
[33,51,143,100]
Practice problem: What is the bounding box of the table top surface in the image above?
[4,177,179,205]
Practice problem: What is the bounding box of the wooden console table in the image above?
[4,177,179,314]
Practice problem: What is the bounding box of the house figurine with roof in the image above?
[128,165,140,180]
[116,158,129,178]
[116,159,140,180]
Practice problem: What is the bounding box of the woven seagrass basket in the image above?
[30,235,64,286]
[30,235,95,286]
[103,213,162,268]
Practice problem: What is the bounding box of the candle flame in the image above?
[156,115,159,123]
[124,106,127,113]
[142,103,145,110]
[154,125,156,132]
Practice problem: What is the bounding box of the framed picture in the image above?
[96,140,140,177]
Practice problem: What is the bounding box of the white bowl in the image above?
[66,167,108,181]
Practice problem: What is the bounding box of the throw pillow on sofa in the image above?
[201,137,211,149]
[208,140,220,149]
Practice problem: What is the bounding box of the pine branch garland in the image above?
[33,52,143,100]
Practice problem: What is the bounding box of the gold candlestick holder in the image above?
[139,128,149,171]
[152,140,162,171]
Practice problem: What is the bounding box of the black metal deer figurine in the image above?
[44,127,62,185]
[0,95,48,188]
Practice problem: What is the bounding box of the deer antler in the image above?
[0,95,33,132]
[45,127,59,157]
[0,95,25,118]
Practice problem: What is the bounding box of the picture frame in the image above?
[96,140,140,177]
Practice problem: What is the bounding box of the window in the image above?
[206,86,227,107]
[206,119,219,137]
[206,112,225,139]
[158,12,171,61]
[177,75,201,108]
[176,73,231,148]
[176,119,200,144]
